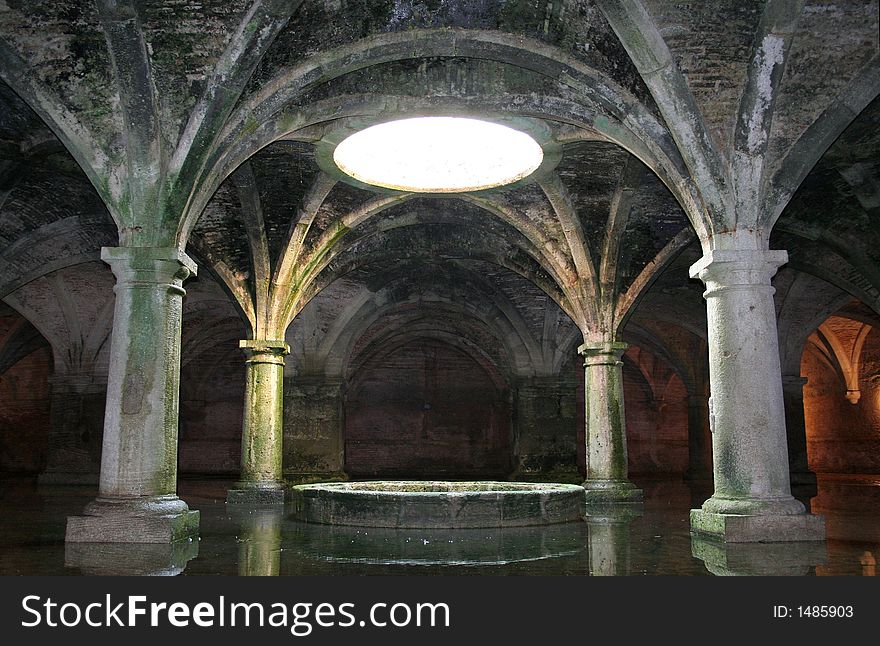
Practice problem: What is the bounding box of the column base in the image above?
[65,539,199,575]
[583,505,644,522]
[691,535,827,575]
[66,496,199,544]
[582,479,643,504]
[690,509,825,543]
[227,481,287,505]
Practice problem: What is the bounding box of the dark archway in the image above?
[0,305,52,475]
[344,337,512,479]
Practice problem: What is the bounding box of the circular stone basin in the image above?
[290,481,585,528]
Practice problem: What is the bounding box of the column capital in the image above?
[689,247,787,293]
[101,246,197,285]
[240,339,290,365]
[578,340,628,366]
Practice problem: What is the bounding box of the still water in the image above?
[1,476,877,576]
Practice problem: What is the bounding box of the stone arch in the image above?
[802,311,880,476]
[311,269,542,381]
[180,25,705,244]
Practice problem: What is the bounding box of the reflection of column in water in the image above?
[234,507,283,576]
[585,508,641,576]
[860,551,876,576]
[65,540,198,575]
[691,536,826,576]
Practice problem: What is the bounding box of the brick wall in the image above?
[344,339,512,479]
[0,346,51,474]
[178,349,244,475]
[284,378,345,481]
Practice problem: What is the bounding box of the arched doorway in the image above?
[803,313,880,475]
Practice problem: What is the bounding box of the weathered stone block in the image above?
[291,481,585,528]
[66,507,200,544]
[690,509,826,543]
[583,479,643,504]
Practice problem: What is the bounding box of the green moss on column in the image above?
[579,340,642,504]
[227,339,289,505]
[66,246,199,544]
[688,236,824,542]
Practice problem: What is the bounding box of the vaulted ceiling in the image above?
[0,0,877,383]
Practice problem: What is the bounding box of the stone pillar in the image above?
[66,247,199,544]
[578,341,642,503]
[688,242,824,542]
[781,375,818,493]
[39,374,106,485]
[684,393,713,483]
[227,340,289,504]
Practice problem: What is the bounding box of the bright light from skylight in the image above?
[332,117,544,193]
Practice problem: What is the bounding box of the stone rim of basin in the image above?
[290,481,586,528]
[291,481,585,495]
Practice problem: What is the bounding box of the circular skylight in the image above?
[332,117,544,193]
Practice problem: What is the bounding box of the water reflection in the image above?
[1,477,876,575]
[859,551,876,576]
[64,539,199,575]
[691,537,827,576]
[229,505,283,576]
[584,507,642,576]
[283,520,589,569]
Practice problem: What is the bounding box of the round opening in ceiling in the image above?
[332,116,544,193]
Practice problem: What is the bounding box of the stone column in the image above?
[688,242,824,542]
[66,247,199,544]
[227,340,289,504]
[578,341,642,503]
[781,375,817,493]
[684,393,713,483]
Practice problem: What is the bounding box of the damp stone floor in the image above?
[0,476,877,576]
